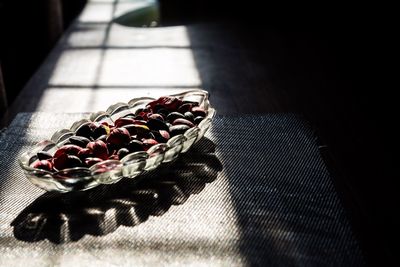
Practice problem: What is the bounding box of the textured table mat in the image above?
[0,113,364,266]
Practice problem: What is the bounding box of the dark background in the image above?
[161,2,397,262]
[0,0,86,103]
[0,0,397,264]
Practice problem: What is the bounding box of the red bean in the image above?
[54,144,83,159]
[87,140,109,160]
[37,151,52,161]
[146,118,169,131]
[85,157,103,167]
[148,113,164,121]
[122,124,150,138]
[172,118,195,128]
[148,96,182,111]
[194,116,205,125]
[159,130,170,141]
[167,112,185,122]
[69,136,91,148]
[184,111,194,122]
[142,139,158,150]
[117,148,130,159]
[191,107,206,117]
[106,128,131,146]
[32,160,53,171]
[114,117,136,128]
[169,125,190,137]
[152,130,170,143]
[127,140,144,152]
[75,124,93,139]
[54,154,83,170]
[109,155,119,160]
[138,111,150,120]
[93,124,109,139]
[178,103,193,113]
[77,148,93,160]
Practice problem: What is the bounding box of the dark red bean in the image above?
[66,155,84,168]
[184,111,194,122]
[37,151,52,161]
[191,107,206,117]
[32,160,53,171]
[194,116,205,125]
[117,148,130,159]
[88,122,98,130]
[60,141,73,146]
[115,117,136,128]
[172,118,195,128]
[178,103,193,113]
[148,96,182,111]
[156,108,169,118]
[123,113,135,119]
[109,155,119,160]
[87,140,109,160]
[132,120,147,126]
[152,104,164,113]
[134,115,144,120]
[93,124,109,139]
[182,100,199,106]
[122,124,150,138]
[75,124,93,139]
[146,118,169,131]
[77,148,93,160]
[169,124,190,137]
[106,143,118,156]
[138,111,150,120]
[167,112,185,122]
[159,130,170,141]
[96,134,108,142]
[106,128,131,146]
[134,108,144,116]
[54,154,83,170]
[148,131,156,140]
[142,139,159,150]
[152,130,170,143]
[54,145,83,158]
[121,124,136,135]
[127,140,144,153]
[85,157,103,167]
[148,113,164,121]
[54,153,68,170]
[69,136,91,148]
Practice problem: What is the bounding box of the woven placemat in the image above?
[0,112,364,266]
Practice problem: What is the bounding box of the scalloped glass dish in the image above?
[19,89,215,193]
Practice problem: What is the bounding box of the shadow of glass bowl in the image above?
[113,2,161,27]
[113,0,196,28]
[11,138,222,244]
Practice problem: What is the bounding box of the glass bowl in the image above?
[19,89,216,193]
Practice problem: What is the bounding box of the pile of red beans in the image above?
[31,96,206,172]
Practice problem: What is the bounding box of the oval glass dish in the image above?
[19,89,215,193]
